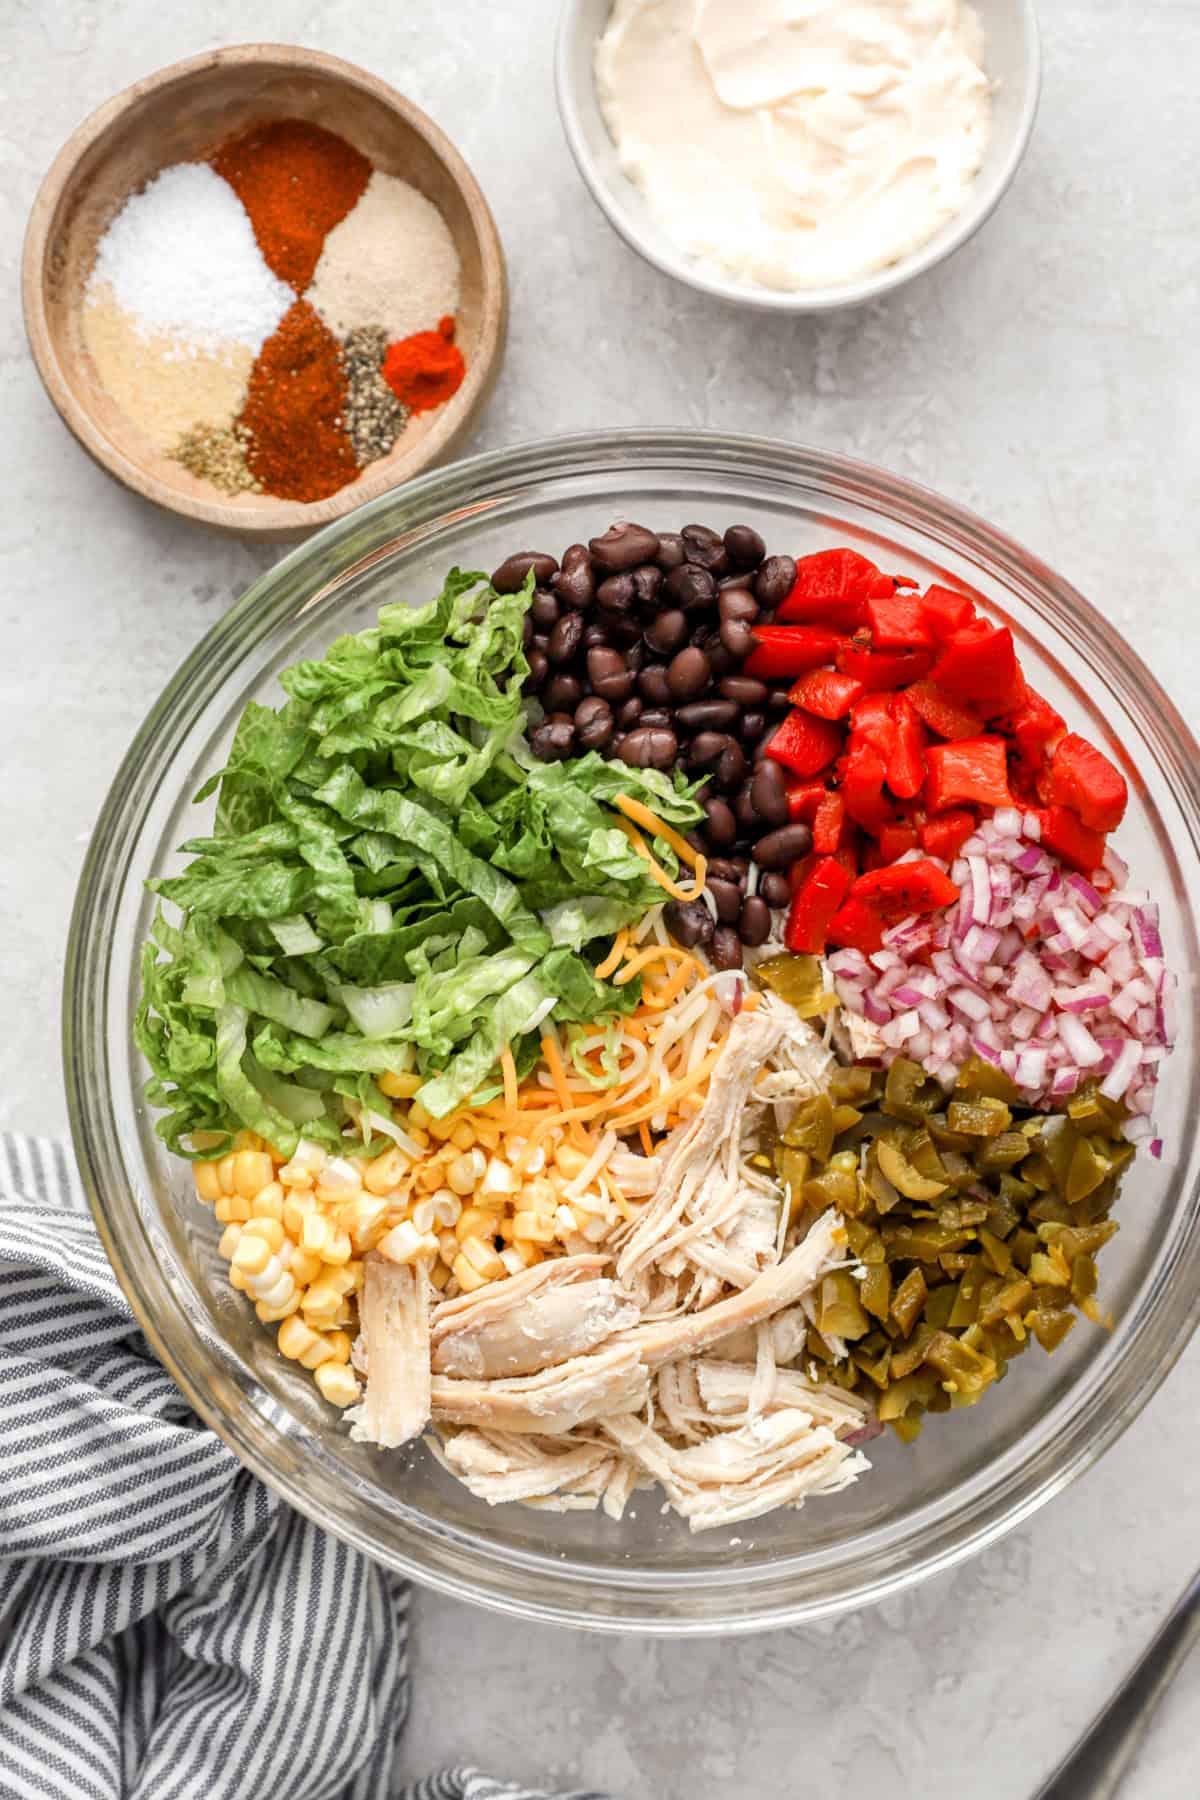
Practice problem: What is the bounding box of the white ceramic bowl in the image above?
[556,0,1041,313]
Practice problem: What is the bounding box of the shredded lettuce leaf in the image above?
[136,565,703,1155]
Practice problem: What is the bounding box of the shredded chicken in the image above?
[348,1255,431,1448]
[352,988,879,1530]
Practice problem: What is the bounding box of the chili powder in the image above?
[212,119,370,291]
[238,300,357,502]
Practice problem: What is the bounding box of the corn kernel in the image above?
[314,1361,362,1407]
[437,1228,459,1263]
[449,1121,476,1151]
[278,1314,320,1362]
[455,1204,499,1244]
[325,1328,352,1364]
[288,1248,322,1287]
[283,1191,317,1236]
[255,1292,301,1323]
[251,1181,285,1221]
[378,1069,421,1100]
[228,1265,249,1293]
[231,1234,272,1275]
[414,1162,445,1194]
[554,1205,578,1238]
[553,1144,588,1180]
[194,1161,223,1204]
[521,1144,547,1176]
[407,1102,433,1131]
[447,1149,486,1196]
[217,1223,243,1260]
[215,1195,251,1224]
[460,1236,506,1279]
[451,1252,490,1292]
[428,1260,450,1290]
[500,1247,528,1276]
[252,1267,296,1311]
[243,1216,286,1253]
[320,1263,359,1297]
[512,1209,556,1243]
[279,1165,314,1191]
[406,1126,431,1150]
[523,1177,557,1216]
[233,1150,274,1199]
[479,1156,517,1199]
[216,1154,238,1196]
[340,1194,388,1248]
[300,1212,332,1257]
[322,1227,353,1265]
[510,1239,543,1268]
[301,1283,343,1324]
[377,1220,438,1265]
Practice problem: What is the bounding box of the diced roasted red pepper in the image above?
[1040,732,1128,832]
[763,709,844,779]
[1035,805,1107,874]
[849,692,897,761]
[924,736,1014,811]
[919,585,976,641]
[776,549,894,628]
[994,686,1066,767]
[919,808,977,862]
[743,624,850,680]
[812,790,847,854]
[865,593,933,650]
[886,693,927,799]
[905,681,985,741]
[877,820,920,862]
[783,856,852,953]
[930,624,1025,714]
[837,644,934,691]
[785,779,827,824]
[852,857,961,918]
[826,894,886,953]
[787,668,865,718]
[840,739,895,833]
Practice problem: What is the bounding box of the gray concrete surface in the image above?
[1,2,1197,1794]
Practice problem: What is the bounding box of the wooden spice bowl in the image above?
[22,44,507,538]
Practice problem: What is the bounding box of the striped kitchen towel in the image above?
[0,1133,607,1800]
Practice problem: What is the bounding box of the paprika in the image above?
[238,301,357,502]
[382,317,466,414]
[212,119,370,290]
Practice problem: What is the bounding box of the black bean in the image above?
[724,525,766,568]
[718,570,756,593]
[666,646,711,699]
[766,687,793,713]
[588,648,635,702]
[685,828,709,857]
[716,740,746,789]
[705,642,737,679]
[675,698,739,731]
[530,714,576,760]
[688,731,728,770]
[644,608,688,655]
[631,564,664,610]
[750,759,790,827]
[638,664,673,706]
[543,673,583,713]
[739,895,771,946]
[547,612,585,664]
[610,616,644,650]
[760,872,791,909]
[665,564,718,614]
[588,521,660,572]
[530,588,560,632]
[752,823,814,869]
[681,524,729,575]
[521,612,534,650]
[624,636,647,668]
[720,675,768,705]
[574,695,614,751]
[718,587,759,625]
[492,551,558,593]
[619,727,678,770]
[734,784,759,832]
[525,647,549,688]
[707,878,742,925]
[740,711,766,743]
[710,926,743,971]
[582,622,609,648]
[655,532,687,572]
[617,696,643,730]
[720,617,756,659]
[552,545,595,611]
[755,555,797,608]
[703,798,737,849]
[638,709,673,729]
[731,854,750,877]
[596,572,635,613]
[663,898,714,948]
[707,857,742,883]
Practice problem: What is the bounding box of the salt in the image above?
[86,162,293,355]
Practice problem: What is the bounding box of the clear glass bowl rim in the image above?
[64,429,1200,1635]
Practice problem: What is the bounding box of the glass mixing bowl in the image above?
[65,432,1200,1634]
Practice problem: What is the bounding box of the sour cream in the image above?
[595,0,992,291]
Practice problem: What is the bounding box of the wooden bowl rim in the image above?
[21,42,507,539]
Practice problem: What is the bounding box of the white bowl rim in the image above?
[554,0,1042,314]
